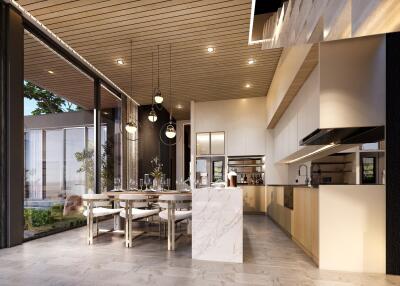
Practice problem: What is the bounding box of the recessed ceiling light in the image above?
[48,70,54,74]
[245,83,251,88]
[248,59,255,65]
[176,104,183,109]
[116,59,124,65]
[207,47,215,53]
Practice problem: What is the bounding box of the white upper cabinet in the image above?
[273,65,320,162]
[193,97,267,157]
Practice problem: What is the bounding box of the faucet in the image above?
[298,164,310,186]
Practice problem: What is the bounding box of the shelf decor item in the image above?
[150,156,164,190]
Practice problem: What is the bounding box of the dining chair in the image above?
[119,194,160,248]
[158,194,192,251]
[82,193,122,245]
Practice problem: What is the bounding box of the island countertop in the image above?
[192,187,243,263]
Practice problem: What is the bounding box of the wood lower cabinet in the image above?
[243,186,266,213]
[267,186,319,265]
[266,186,293,235]
[292,187,319,265]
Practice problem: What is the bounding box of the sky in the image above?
[24,98,38,116]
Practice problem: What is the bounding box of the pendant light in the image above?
[125,39,138,134]
[154,45,163,104]
[125,121,137,134]
[148,51,158,122]
[148,108,158,122]
[165,43,176,139]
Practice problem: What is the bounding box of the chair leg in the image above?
[96,218,99,237]
[125,204,133,248]
[171,208,176,251]
[159,219,161,240]
[87,203,93,245]
[167,208,172,250]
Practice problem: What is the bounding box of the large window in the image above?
[100,86,122,191]
[24,30,94,239]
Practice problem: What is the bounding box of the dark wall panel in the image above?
[138,105,176,189]
[0,4,24,248]
[386,32,400,275]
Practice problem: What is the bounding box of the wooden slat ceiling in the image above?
[19,0,283,119]
[24,31,120,110]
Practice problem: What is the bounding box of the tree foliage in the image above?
[24,81,79,115]
[75,140,114,192]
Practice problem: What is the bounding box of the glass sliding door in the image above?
[65,128,86,194]
[44,130,64,200]
[23,30,94,239]
[100,86,122,192]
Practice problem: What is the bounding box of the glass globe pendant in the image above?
[148,108,157,122]
[165,123,176,138]
[154,88,163,104]
[125,121,137,134]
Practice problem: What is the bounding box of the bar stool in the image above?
[119,194,160,248]
[158,194,192,251]
[82,193,122,245]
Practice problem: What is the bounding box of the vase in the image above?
[153,177,162,191]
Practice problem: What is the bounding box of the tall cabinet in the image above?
[195,132,226,188]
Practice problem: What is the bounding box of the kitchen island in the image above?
[192,187,243,263]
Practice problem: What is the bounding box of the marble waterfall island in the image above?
[192,187,243,263]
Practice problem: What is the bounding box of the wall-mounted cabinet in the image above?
[272,35,385,164]
[192,97,267,158]
[273,65,320,162]
[196,132,225,156]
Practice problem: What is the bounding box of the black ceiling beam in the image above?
[255,0,284,15]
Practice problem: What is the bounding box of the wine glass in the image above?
[114,178,121,191]
[128,179,136,190]
[166,178,171,191]
[139,178,144,191]
[159,175,164,191]
[144,174,150,190]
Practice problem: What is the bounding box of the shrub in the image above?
[24,208,54,228]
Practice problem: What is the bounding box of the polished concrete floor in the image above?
[0,215,400,286]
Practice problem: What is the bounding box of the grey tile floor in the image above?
[0,215,400,286]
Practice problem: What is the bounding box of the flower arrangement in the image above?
[150,156,164,179]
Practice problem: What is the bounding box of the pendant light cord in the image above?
[169,43,172,121]
[130,40,133,99]
[157,44,160,90]
[130,39,133,122]
[151,51,154,106]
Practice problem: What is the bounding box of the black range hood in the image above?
[299,126,385,146]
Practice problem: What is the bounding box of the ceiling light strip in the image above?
[286,144,336,164]
[7,0,139,106]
